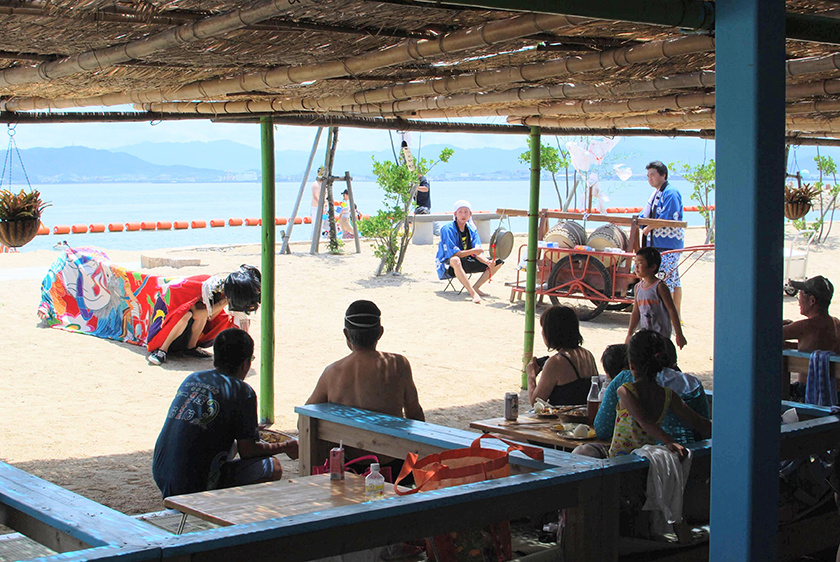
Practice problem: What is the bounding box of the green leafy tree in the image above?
[672,160,715,242]
[810,155,839,243]
[518,137,570,208]
[359,147,454,275]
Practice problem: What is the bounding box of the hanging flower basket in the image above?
[784,202,811,221]
[0,216,41,247]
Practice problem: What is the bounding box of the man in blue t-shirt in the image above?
[152,328,298,498]
[435,200,504,304]
[639,161,685,314]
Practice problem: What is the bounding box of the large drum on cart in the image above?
[586,224,629,266]
[544,221,586,263]
[546,253,613,321]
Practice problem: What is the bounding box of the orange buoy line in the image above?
[43,216,337,234]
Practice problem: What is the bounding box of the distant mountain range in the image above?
[0,137,821,184]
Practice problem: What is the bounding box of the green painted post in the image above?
[521,126,540,389]
[259,116,275,424]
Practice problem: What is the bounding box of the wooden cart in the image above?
[499,209,713,320]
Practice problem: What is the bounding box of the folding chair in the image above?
[443,273,471,294]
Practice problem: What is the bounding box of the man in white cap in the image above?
[435,199,504,303]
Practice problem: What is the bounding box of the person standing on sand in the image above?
[414,174,431,214]
[152,328,299,498]
[310,166,326,220]
[638,161,685,315]
[306,300,425,421]
[625,247,686,349]
[435,200,504,304]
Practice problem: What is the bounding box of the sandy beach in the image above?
[0,225,836,516]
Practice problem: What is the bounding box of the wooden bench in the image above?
[2,403,838,561]
[406,212,502,245]
[782,349,840,399]
[0,461,170,555]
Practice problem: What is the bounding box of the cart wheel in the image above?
[606,282,635,311]
[547,255,612,321]
[784,285,798,297]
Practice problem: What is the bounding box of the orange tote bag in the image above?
[394,434,545,562]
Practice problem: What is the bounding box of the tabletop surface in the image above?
[470,416,610,451]
[164,473,400,527]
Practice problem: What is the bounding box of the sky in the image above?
[7,110,528,151]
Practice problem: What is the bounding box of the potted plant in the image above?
[0,188,50,247]
[784,182,820,220]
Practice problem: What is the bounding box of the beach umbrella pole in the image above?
[522,126,541,389]
[260,116,276,424]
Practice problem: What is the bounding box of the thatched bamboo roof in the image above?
[1,0,840,138]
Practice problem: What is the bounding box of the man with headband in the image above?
[306,300,424,421]
[435,199,504,303]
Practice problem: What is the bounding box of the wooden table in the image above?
[470,416,610,452]
[164,473,401,532]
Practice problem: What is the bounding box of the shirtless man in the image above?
[310,166,325,220]
[783,275,840,385]
[306,299,425,421]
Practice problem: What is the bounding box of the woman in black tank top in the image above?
[526,306,599,406]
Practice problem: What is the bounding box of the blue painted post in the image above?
[260,116,275,424]
[711,1,785,560]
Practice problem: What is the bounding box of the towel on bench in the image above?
[633,444,692,536]
[806,350,837,407]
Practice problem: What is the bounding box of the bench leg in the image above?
[176,513,188,535]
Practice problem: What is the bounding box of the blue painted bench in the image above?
[0,461,170,555]
[782,349,840,399]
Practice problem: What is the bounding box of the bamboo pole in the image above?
[510,112,716,129]
[2,12,587,111]
[259,116,275,425]
[0,0,320,88]
[522,127,540,390]
[133,35,715,116]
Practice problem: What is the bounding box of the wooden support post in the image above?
[343,171,361,253]
[711,0,786,559]
[282,127,322,255]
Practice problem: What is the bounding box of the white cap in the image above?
[370,463,380,472]
[453,200,472,213]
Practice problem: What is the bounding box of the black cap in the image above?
[791,275,834,304]
[418,175,429,187]
[345,300,381,330]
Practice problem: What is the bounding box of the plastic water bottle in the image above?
[587,376,601,427]
[365,463,385,501]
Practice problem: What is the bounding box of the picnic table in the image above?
[470,415,611,452]
[164,473,405,533]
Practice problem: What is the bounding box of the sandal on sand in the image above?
[184,347,212,359]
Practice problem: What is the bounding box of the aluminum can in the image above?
[329,446,345,480]
[504,392,519,421]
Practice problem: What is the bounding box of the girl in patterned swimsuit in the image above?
[609,330,711,458]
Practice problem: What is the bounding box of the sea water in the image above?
[18,179,716,253]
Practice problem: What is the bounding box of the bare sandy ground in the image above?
[0,225,836,515]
